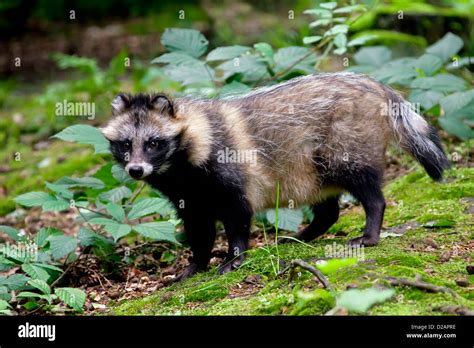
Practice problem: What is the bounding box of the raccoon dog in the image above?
[101,72,449,281]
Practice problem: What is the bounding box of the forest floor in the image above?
[108,166,474,316]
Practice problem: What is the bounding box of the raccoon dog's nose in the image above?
[128,165,144,179]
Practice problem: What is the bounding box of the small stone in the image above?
[455,279,469,287]
[108,290,120,299]
[424,238,438,249]
[466,265,474,275]
[439,252,451,262]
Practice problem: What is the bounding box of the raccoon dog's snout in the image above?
[125,163,153,179]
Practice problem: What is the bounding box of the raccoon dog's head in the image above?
[101,93,183,180]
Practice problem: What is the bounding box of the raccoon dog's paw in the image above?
[218,254,245,274]
[172,263,203,283]
[348,235,379,247]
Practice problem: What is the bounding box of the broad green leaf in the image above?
[337,287,395,313]
[163,62,214,86]
[22,263,50,282]
[408,89,444,111]
[42,199,70,212]
[446,56,474,70]
[414,54,443,76]
[14,192,55,207]
[316,258,358,275]
[0,274,31,290]
[127,198,175,220]
[55,176,105,189]
[133,222,178,244]
[77,228,113,247]
[106,202,125,222]
[217,56,269,82]
[426,32,463,63]
[32,262,63,273]
[99,186,132,203]
[55,287,86,312]
[161,28,209,58]
[28,279,50,295]
[439,117,474,140]
[353,46,391,67]
[111,164,133,184]
[35,227,62,247]
[151,52,201,65]
[273,46,316,75]
[52,125,109,154]
[103,223,131,241]
[0,299,11,310]
[303,35,323,45]
[324,24,349,37]
[206,45,250,61]
[45,182,73,200]
[410,74,467,93]
[439,90,474,115]
[309,19,331,28]
[48,235,78,260]
[219,81,252,98]
[0,286,11,301]
[333,33,347,48]
[266,208,303,232]
[333,4,364,13]
[254,42,274,59]
[371,66,417,86]
[0,225,20,241]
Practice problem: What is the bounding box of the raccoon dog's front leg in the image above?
[174,216,216,282]
[218,199,252,274]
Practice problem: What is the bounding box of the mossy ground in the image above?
[109,167,474,316]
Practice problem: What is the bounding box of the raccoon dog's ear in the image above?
[150,94,175,118]
[111,94,130,115]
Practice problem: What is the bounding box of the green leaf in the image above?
[333,4,364,13]
[45,182,74,200]
[35,227,62,247]
[42,198,71,212]
[347,34,378,47]
[111,164,133,184]
[408,89,444,111]
[133,222,178,244]
[206,45,250,61]
[28,279,50,295]
[21,263,50,282]
[55,176,105,189]
[303,35,323,44]
[426,32,463,63]
[0,299,11,310]
[0,225,20,241]
[309,19,331,28]
[48,235,78,260]
[414,54,444,76]
[324,24,349,37]
[217,56,269,82]
[0,274,31,290]
[161,28,209,58]
[106,202,125,222]
[77,228,114,249]
[439,90,474,115]
[32,262,63,273]
[151,52,201,66]
[353,46,392,67]
[333,33,347,48]
[371,66,418,86]
[410,74,468,93]
[254,42,274,59]
[320,2,338,10]
[439,117,474,140]
[446,56,474,70]
[53,125,110,154]
[316,258,358,275]
[14,192,55,207]
[127,198,175,220]
[163,62,214,86]
[273,46,316,75]
[55,287,86,312]
[103,223,131,242]
[99,186,132,203]
[337,287,395,313]
[266,208,303,232]
[219,81,252,98]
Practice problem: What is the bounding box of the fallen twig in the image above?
[284,259,331,290]
[386,275,460,299]
[433,305,474,316]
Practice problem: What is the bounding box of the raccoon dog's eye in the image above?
[149,140,157,148]
[123,141,131,150]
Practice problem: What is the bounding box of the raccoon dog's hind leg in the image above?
[342,166,386,246]
[279,197,340,244]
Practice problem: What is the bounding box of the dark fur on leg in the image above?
[279,196,340,244]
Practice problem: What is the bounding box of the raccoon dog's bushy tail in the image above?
[384,87,450,181]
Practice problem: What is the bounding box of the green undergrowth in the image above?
[110,167,474,316]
